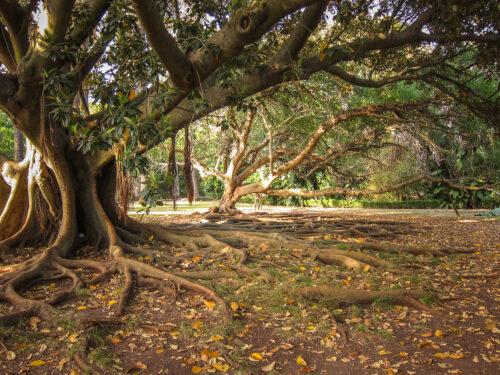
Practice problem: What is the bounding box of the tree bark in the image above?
[13,128,24,162]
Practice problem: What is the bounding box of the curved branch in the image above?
[0,1,30,61]
[131,0,193,90]
[270,0,329,67]
[189,0,324,84]
[0,23,16,72]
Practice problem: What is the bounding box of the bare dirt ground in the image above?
[0,208,499,375]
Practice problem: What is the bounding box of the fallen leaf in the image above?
[297,356,308,367]
[6,351,16,360]
[107,299,117,306]
[111,337,122,344]
[450,354,464,359]
[58,357,70,371]
[250,352,263,361]
[434,352,450,359]
[262,361,276,372]
[204,300,216,309]
[201,349,220,359]
[192,366,202,374]
[76,306,87,310]
[148,234,154,241]
[435,329,445,338]
[230,302,239,311]
[126,362,148,373]
[156,349,164,354]
[326,356,337,361]
[29,360,46,366]
[363,265,370,272]
[378,350,392,355]
[212,362,229,372]
[69,333,79,343]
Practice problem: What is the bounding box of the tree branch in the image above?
[45,0,76,43]
[265,176,427,198]
[0,0,30,61]
[69,0,111,47]
[188,0,324,85]
[270,0,329,67]
[131,0,193,90]
[0,22,16,72]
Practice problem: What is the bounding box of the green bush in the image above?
[272,198,442,209]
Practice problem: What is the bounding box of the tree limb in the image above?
[0,22,16,72]
[0,0,30,61]
[45,0,76,44]
[131,0,193,90]
[270,0,329,67]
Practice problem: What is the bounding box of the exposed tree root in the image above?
[284,285,441,315]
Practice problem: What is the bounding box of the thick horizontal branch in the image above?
[265,176,427,198]
[188,0,324,85]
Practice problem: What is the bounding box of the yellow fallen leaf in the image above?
[76,306,87,310]
[69,333,79,343]
[107,299,117,306]
[192,366,202,374]
[299,266,306,271]
[434,352,450,359]
[111,337,122,344]
[156,349,164,354]
[434,329,444,338]
[363,265,370,272]
[421,332,432,337]
[450,354,464,359]
[209,335,224,342]
[201,349,220,359]
[171,331,180,336]
[193,321,204,329]
[6,351,16,360]
[251,352,263,361]
[192,256,201,262]
[204,300,216,309]
[30,360,46,366]
[378,350,392,355]
[148,234,154,241]
[297,356,307,367]
[400,352,408,356]
[70,369,79,375]
[418,341,433,348]
[230,302,239,312]
[212,362,229,372]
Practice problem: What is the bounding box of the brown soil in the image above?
[0,209,498,375]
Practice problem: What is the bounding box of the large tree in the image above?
[0,0,498,371]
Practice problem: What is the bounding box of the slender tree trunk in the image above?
[192,168,199,201]
[14,128,24,162]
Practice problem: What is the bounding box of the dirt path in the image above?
[0,209,498,374]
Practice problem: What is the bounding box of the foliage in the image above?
[0,111,14,159]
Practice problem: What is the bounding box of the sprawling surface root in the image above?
[1,207,459,372]
[284,285,440,314]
